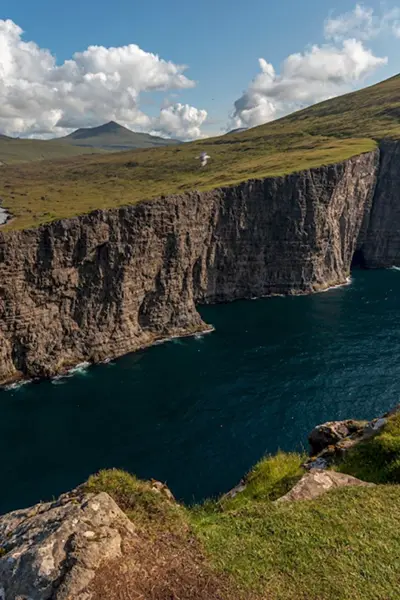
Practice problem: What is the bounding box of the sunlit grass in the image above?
[2,74,400,230]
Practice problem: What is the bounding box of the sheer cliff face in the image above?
[0,150,379,383]
[359,141,400,268]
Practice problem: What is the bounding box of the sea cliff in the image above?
[1,145,398,383]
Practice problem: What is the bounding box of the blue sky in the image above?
[1,0,400,138]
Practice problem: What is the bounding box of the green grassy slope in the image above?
[2,74,400,230]
[85,411,400,600]
[0,136,105,165]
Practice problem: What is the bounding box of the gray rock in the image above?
[308,421,353,455]
[0,491,137,600]
[276,469,373,503]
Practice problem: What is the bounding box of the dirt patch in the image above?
[89,529,241,600]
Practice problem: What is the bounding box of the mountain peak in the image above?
[64,121,132,140]
[100,120,127,131]
[58,121,181,150]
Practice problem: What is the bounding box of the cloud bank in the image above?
[324,3,400,41]
[0,19,207,140]
[230,4,395,130]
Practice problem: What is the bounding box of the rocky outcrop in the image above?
[0,490,137,600]
[0,150,379,383]
[308,419,368,455]
[357,140,400,268]
[276,469,373,503]
[305,405,399,469]
[0,484,232,600]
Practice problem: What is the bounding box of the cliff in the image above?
[0,150,379,383]
[358,140,400,268]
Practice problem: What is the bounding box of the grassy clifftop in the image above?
[85,411,400,600]
[1,74,400,230]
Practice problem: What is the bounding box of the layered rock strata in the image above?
[0,149,380,383]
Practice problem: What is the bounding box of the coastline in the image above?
[0,323,215,390]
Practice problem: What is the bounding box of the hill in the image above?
[1,74,400,230]
[0,121,180,165]
[0,135,105,165]
[58,120,181,151]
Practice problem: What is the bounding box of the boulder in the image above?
[308,419,366,455]
[0,491,137,600]
[309,422,351,454]
[276,469,373,503]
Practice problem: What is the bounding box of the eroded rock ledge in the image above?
[0,490,137,600]
[0,150,381,383]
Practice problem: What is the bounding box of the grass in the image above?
[85,436,400,600]
[2,73,400,230]
[0,136,105,164]
[84,468,185,533]
[336,413,400,484]
[84,469,237,600]
[191,486,400,600]
[220,451,305,510]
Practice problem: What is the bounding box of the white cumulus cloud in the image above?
[0,19,207,140]
[230,5,392,130]
[154,103,208,140]
[324,3,400,41]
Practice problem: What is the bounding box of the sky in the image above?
[1,0,400,140]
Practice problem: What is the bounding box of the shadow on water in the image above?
[1,270,400,514]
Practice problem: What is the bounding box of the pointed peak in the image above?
[101,121,127,131]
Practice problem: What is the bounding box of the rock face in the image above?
[276,469,373,503]
[0,491,137,600]
[0,151,379,383]
[360,141,400,268]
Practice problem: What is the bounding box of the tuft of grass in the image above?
[337,413,400,484]
[221,452,305,510]
[84,469,186,533]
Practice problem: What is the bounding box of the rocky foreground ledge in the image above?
[0,407,398,599]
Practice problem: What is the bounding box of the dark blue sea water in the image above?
[1,270,400,515]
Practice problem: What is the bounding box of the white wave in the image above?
[4,379,29,391]
[67,361,91,375]
[318,277,352,294]
[390,266,400,271]
[195,328,214,340]
[51,378,67,386]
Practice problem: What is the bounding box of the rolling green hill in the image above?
[2,74,400,230]
[0,135,104,165]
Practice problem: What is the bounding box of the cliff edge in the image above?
[0,150,380,383]
[2,406,400,600]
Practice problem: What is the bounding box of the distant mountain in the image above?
[58,121,181,151]
[0,121,181,164]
